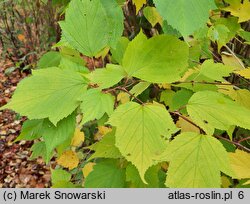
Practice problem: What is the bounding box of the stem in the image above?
[91,57,96,70]
[171,111,205,134]
[173,81,244,86]
[118,87,144,105]
[224,44,245,69]
[171,111,250,153]
[238,136,250,143]
[215,135,250,153]
[206,49,222,63]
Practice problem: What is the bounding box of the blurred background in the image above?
[0,0,70,187]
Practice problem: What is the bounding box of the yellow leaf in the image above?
[218,85,250,110]
[217,84,235,96]
[82,162,95,178]
[223,0,250,23]
[230,89,250,110]
[71,128,85,146]
[221,176,231,188]
[95,46,110,59]
[176,117,200,133]
[229,150,250,179]
[133,0,146,14]
[17,34,25,42]
[158,83,171,89]
[94,126,112,140]
[222,53,244,71]
[57,150,79,170]
[180,68,198,82]
[143,6,163,26]
[117,92,130,104]
[235,68,250,79]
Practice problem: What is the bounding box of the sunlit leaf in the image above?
[108,102,178,182]
[156,132,233,187]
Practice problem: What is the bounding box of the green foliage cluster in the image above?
[1,0,250,188]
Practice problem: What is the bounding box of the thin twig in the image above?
[173,81,238,86]
[103,86,144,104]
[171,112,250,153]
[215,135,250,153]
[234,36,244,44]
[224,44,245,69]
[91,57,96,70]
[118,87,144,104]
[171,111,205,134]
[238,136,250,143]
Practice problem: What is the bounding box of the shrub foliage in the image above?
[1,0,250,188]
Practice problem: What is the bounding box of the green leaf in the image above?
[188,44,201,68]
[162,21,181,38]
[59,46,86,66]
[42,113,76,162]
[160,89,176,109]
[116,0,125,6]
[130,82,151,97]
[238,30,250,43]
[1,67,88,125]
[126,164,165,188]
[157,132,233,188]
[100,0,124,48]
[52,169,71,184]
[84,159,126,187]
[154,0,217,36]
[199,60,234,81]
[80,89,114,124]
[88,64,126,89]
[187,91,250,135]
[176,60,233,92]
[108,102,178,182]
[214,17,241,41]
[15,119,44,141]
[59,0,123,56]
[172,89,193,113]
[51,169,75,188]
[87,130,122,161]
[37,51,61,69]
[143,6,163,27]
[30,142,48,161]
[59,57,89,73]
[122,32,189,83]
[207,24,230,48]
[219,86,250,110]
[110,37,129,64]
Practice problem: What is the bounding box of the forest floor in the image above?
[0,56,51,187]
